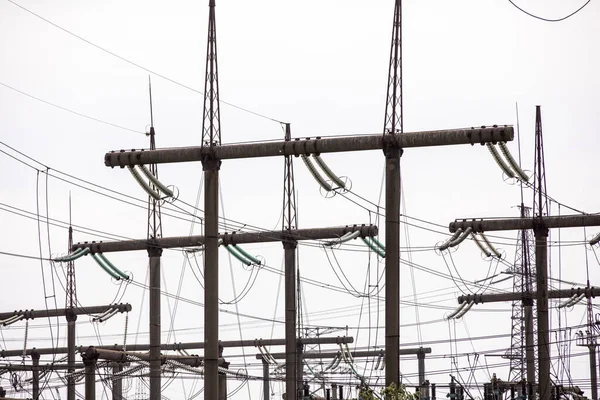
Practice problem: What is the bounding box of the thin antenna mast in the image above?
[147,77,163,240]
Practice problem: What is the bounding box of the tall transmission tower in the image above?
[507,205,537,383]
[533,106,549,221]
[200,1,223,397]
[383,0,403,389]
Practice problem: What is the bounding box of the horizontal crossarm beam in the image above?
[0,303,131,321]
[105,126,513,167]
[81,347,209,367]
[450,214,600,233]
[258,346,431,360]
[458,286,600,304]
[72,225,377,253]
[0,336,353,358]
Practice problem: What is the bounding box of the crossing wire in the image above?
[7,0,285,124]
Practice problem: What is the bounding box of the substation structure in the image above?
[100,124,514,398]
[449,214,600,400]
[0,336,353,400]
[0,304,131,400]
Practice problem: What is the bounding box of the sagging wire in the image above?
[338,343,378,397]
[185,250,262,305]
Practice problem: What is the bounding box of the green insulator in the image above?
[361,237,385,258]
[54,247,84,262]
[91,253,121,280]
[232,245,261,265]
[224,245,252,266]
[98,253,130,280]
[370,236,386,252]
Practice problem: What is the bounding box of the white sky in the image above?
[1,0,599,399]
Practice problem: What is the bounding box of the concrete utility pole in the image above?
[282,122,302,399]
[146,78,165,400]
[383,0,403,389]
[200,1,222,397]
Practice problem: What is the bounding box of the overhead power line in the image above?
[0,81,144,134]
[7,0,285,124]
[507,0,593,22]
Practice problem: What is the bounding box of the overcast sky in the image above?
[1,0,599,399]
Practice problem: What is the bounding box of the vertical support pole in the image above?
[67,313,77,400]
[384,143,401,391]
[83,350,98,400]
[297,342,304,398]
[203,159,221,400]
[417,350,425,385]
[431,383,436,400]
[332,383,338,400]
[112,363,123,400]
[218,371,227,400]
[148,247,162,400]
[31,350,40,400]
[284,240,298,400]
[590,345,598,400]
[262,359,270,400]
[534,229,550,400]
[524,303,535,385]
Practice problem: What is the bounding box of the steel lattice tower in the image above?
[65,196,76,309]
[507,206,537,383]
[533,106,549,221]
[201,0,221,149]
[383,0,402,137]
[147,79,163,240]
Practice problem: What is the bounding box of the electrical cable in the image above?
[7,0,285,124]
[507,0,592,22]
[0,81,144,134]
